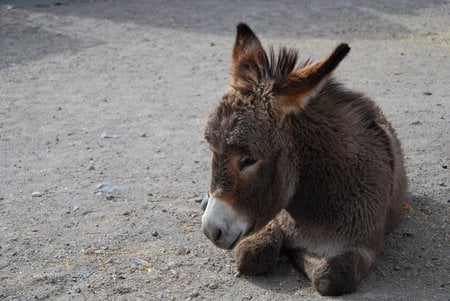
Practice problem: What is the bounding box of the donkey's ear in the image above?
[230,23,264,85]
[273,44,350,113]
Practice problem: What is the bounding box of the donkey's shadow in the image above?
[244,194,449,299]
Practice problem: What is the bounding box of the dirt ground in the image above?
[0,0,449,300]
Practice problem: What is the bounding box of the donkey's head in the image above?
[202,23,350,249]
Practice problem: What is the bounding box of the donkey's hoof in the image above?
[313,270,357,296]
[314,276,355,296]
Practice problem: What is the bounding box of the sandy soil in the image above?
[0,0,449,300]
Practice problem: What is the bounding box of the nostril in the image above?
[203,225,223,243]
[215,229,222,241]
[214,228,222,242]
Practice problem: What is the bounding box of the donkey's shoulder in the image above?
[309,80,385,130]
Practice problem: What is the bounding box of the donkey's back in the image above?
[305,80,407,233]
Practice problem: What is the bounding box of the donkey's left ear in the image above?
[273,44,350,114]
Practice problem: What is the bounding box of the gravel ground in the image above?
[0,1,449,300]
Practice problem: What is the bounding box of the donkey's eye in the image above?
[239,157,257,171]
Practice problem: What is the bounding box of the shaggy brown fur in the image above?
[202,23,407,296]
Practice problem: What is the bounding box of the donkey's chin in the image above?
[227,231,244,250]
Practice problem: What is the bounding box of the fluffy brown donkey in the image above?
[201,23,407,296]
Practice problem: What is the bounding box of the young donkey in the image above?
[202,23,407,296]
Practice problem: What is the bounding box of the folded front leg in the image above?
[235,219,284,276]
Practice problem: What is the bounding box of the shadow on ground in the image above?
[240,194,449,298]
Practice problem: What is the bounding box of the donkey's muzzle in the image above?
[201,197,251,249]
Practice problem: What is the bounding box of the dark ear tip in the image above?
[336,43,351,55]
[236,23,253,36]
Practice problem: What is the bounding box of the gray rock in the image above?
[31,191,43,197]
[130,257,149,270]
[96,183,126,193]
[101,133,120,138]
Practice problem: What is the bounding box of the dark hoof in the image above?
[314,276,355,296]
[313,254,359,296]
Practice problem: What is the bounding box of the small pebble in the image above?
[188,196,202,203]
[31,192,43,197]
[73,205,79,211]
[442,165,447,169]
[87,165,95,170]
[114,287,132,294]
[96,183,126,193]
[130,257,149,270]
[410,121,422,126]
[423,91,433,95]
[208,283,218,290]
[101,133,120,138]
[167,261,180,270]
[152,230,160,237]
[189,291,199,298]
[176,246,190,255]
[394,265,400,271]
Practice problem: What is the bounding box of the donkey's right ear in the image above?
[230,23,264,84]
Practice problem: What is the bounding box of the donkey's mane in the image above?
[232,46,309,95]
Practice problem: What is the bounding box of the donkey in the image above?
[201,23,407,296]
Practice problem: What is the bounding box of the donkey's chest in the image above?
[276,210,346,257]
[285,231,346,257]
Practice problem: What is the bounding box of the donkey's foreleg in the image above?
[235,219,284,276]
[291,248,375,296]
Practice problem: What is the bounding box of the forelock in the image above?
[232,46,300,96]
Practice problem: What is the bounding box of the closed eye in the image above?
[239,157,257,171]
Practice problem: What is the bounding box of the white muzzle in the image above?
[201,197,251,249]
